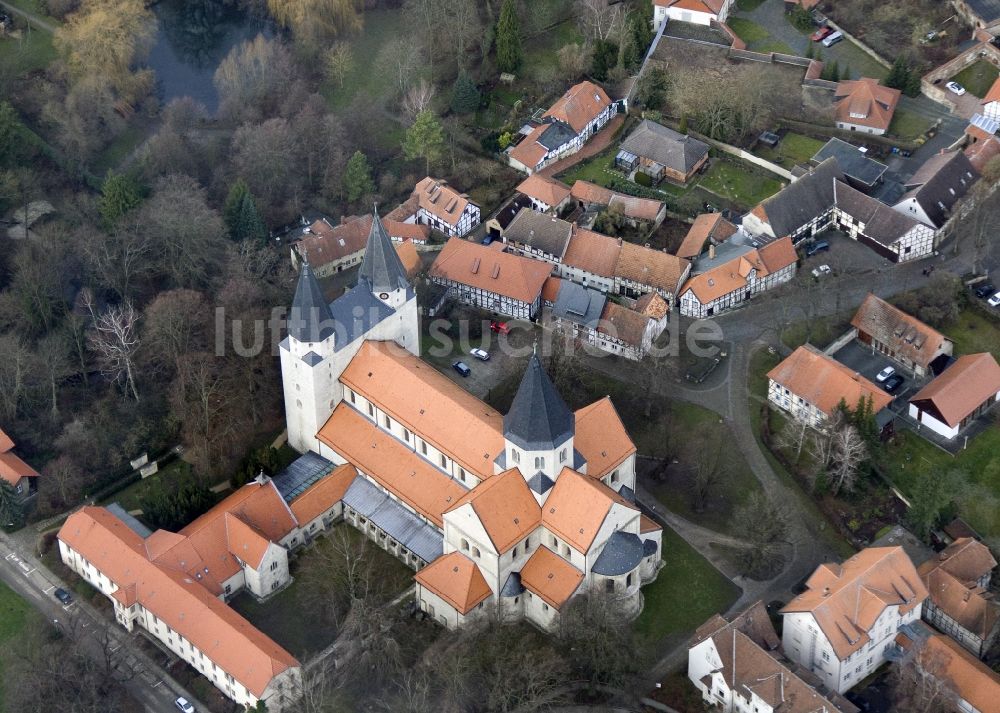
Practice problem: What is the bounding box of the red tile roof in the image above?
[519,545,584,609]
[543,81,612,135]
[430,238,553,305]
[415,551,492,614]
[834,78,900,133]
[909,353,1000,428]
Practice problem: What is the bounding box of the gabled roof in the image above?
[654,0,726,15]
[834,78,900,132]
[833,181,926,247]
[59,508,299,698]
[519,545,584,609]
[504,208,573,258]
[965,134,1000,173]
[288,262,334,343]
[898,150,979,228]
[394,239,422,279]
[509,125,550,171]
[516,174,572,208]
[0,451,39,486]
[614,241,689,295]
[909,353,1000,428]
[767,344,892,419]
[0,428,15,453]
[620,120,710,174]
[570,181,665,222]
[598,302,651,348]
[680,237,796,305]
[780,547,928,661]
[574,398,635,480]
[295,215,428,270]
[850,293,949,368]
[359,210,411,293]
[413,177,475,229]
[289,464,358,525]
[676,213,737,259]
[898,624,1000,713]
[752,158,842,237]
[542,468,638,552]
[415,551,492,614]
[339,341,505,480]
[813,138,888,188]
[445,469,540,553]
[429,238,552,304]
[562,226,621,278]
[984,77,1000,104]
[504,354,574,451]
[543,81,612,135]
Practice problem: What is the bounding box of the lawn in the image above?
[0,28,57,76]
[99,458,197,513]
[727,17,770,45]
[755,132,825,169]
[951,60,1000,98]
[943,308,1000,359]
[754,40,795,54]
[736,0,767,9]
[90,123,147,177]
[887,108,933,142]
[0,580,40,712]
[699,158,784,207]
[780,310,853,350]
[633,525,739,643]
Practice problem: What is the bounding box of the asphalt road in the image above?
[0,531,201,713]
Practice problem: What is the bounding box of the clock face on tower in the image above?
[379,293,389,299]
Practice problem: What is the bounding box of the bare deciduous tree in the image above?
[402,80,437,120]
[890,639,959,713]
[86,297,141,401]
[828,423,868,495]
[577,0,628,41]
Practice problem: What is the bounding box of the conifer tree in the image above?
[450,71,481,114]
[342,150,375,203]
[495,0,522,73]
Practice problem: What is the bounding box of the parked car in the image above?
[470,348,489,361]
[811,26,833,41]
[821,31,843,47]
[975,283,996,299]
[989,292,1000,307]
[805,240,830,257]
[946,81,966,95]
[811,264,832,277]
[53,588,73,605]
[482,233,495,246]
[876,365,895,382]
[174,698,195,713]
[452,361,471,377]
[489,321,510,334]
[882,374,905,393]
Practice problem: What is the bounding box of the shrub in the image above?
[634,171,653,187]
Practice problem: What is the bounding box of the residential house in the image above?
[982,78,1000,121]
[951,0,1000,32]
[396,177,481,238]
[850,293,954,378]
[675,213,738,260]
[615,120,710,184]
[896,621,1000,713]
[0,428,38,498]
[833,78,901,136]
[516,174,572,214]
[570,180,667,228]
[677,236,797,318]
[812,138,888,192]
[652,0,734,28]
[292,214,429,277]
[919,538,1000,659]
[893,150,979,229]
[559,226,623,293]
[780,547,928,694]
[688,602,858,713]
[429,238,553,320]
[502,208,574,264]
[484,194,533,242]
[744,157,938,262]
[767,344,893,428]
[613,240,690,301]
[597,301,663,361]
[908,352,1000,439]
[508,81,616,174]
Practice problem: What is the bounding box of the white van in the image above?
[822,31,843,47]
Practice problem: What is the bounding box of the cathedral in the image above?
[280,210,664,629]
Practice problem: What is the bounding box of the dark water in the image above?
[146,0,272,113]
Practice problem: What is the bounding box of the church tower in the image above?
[280,262,339,453]
[502,354,575,503]
[358,210,421,356]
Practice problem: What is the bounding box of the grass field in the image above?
[754,40,795,54]
[727,17,770,45]
[0,28,57,76]
[699,159,784,206]
[0,580,40,711]
[951,60,1000,98]
[943,308,1000,359]
[634,526,739,643]
[888,108,933,142]
[754,132,825,169]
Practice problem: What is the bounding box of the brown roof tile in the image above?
[676,213,737,259]
[599,302,650,348]
[834,78,900,133]
[543,81,612,135]
[516,174,571,207]
[542,468,638,552]
[430,238,553,305]
[415,551,492,614]
[519,545,584,609]
[445,469,540,554]
[614,241,689,295]
[910,353,1000,427]
[574,397,636,480]
[562,226,622,278]
[900,628,1000,712]
[413,177,475,229]
[851,294,949,369]
[289,464,357,525]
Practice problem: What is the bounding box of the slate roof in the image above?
[591,531,645,576]
[898,150,979,228]
[620,120,709,174]
[528,471,556,495]
[812,138,888,188]
[964,0,1000,23]
[551,280,607,329]
[359,211,411,293]
[503,354,575,451]
[504,208,573,258]
[754,158,842,237]
[833,181,925,247]
[326,279,396,352]
[500,572,525,597]
[288,263,335,343]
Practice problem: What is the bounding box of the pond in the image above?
[146,0,273,113]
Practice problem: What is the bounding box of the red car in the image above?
[490,321,510,335]
[811,26,833,42]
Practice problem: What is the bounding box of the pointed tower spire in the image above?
[288,261,334,342]
[503,354,574,451]
[359,208,410,294]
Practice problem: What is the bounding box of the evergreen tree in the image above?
[342,150,375,203]
[591,40,619,81]
[495,0,522,73]
[403,110,445,174]
[621,12,651,71]
[224,178,250,237]
[904,71,922,98]
[224,178,266,241]
[450,71,481,114]
[884,56,909,90]
[821,60,840,82]
[0,482,24,529]
[98,171,142,228]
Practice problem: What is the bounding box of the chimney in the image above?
[709,244,716,260]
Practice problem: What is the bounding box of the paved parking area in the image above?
[830,341,926,412]
[801,228,896,276]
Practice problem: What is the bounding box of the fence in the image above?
[821,17,891,69]
[690,130,794,181]
[823,327,858,357]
